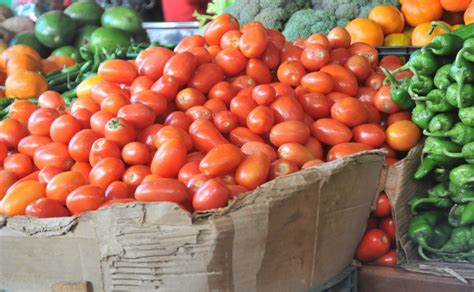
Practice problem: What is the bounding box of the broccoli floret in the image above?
[312,0,400,20]
[228,0,311,29]
[282,9,337,41]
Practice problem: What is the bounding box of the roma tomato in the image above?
[241,141,277,161]
[373,192,392,217]
[304,33,331,49]
[269,159,299,179]
[155,125,193,151]
[130,76,154,95]
[0,170,16,200]
[38,166,62,185]
[177,161,200,185]
[50,114,82,144]
[71,97,100,114]
[349,42,379,67]
[27,108,59,136]
[328,48,351,65]
[121,142,150,165]
[163,52,197,85]
[151,140,187,178]
[187,173,210,195]
[186,106,213,121]
[212,111,238,134]
[355,229,391,262]
[216,48,247,76]
[345,55,372,82]
[280,42,303,62]
[105,181,132,200]
[277,143,314,167]
[235,152,271,190]
[122,165,151,189]
[98,59,138,84]
[298,92,333,119]
[352,123,386,148]
[151,75,180,102]
[91,81,128,104]
[175,88,207,112]
[373,86,401,114]
[364,104,382,124]
[270,82,296,97]
[386,120,421,151]
[277,60,305,87]
[327,27,351,49]
[137,124,163,151]
[230,95,257,125]
[301,72,335,94]
[89,138,121,166]
[331,97,369,127]
[25,198,71,218]
[89,157,125,190]
[46,171,86,204]
[387,111,411,126]
[305,137,324,160]
[199,144,243,177]
[104,118,136,147]
[175,35,205,52]
[164,112,192,131]
[71,162,92,183]
[220,30,242,50]
[246,106,275,134]
[66,185,104,215]
[130,90,167,116]
[260,42,280,70]
[0,141,6,163]
[117,103,157,129]
[204,98,227,114]
[38,91,65,111]
[34,142,73,170]
[270,95,305,123]
[375,250,397,265]
[3,153,33,178]
[232,75,257,90]
[193,178,231,211]
[301,159,324,169]
[90,111,113,136]
[239,26,267,58]
[229,127,264,146]
[301,44,330,71]
[135,178,189,203]
[227,184,248,198]
[251,84,276,106]
[69,129,101,162]
[357,87,377,105]
[203,14,239,46]
[321,64,358,98]
[269,120,310,146]
[326,143,373,161]
[189,118,229,153]
[311,118,352,145]
[246,59,272,84]
[365,72,385,91]
[18,135,52,157]
[209,81,238,105]
[0,118,28,149]
[379,217,396,246]
[9,100,38,124]
[2,180,45,216]
[138,50,173,81]
[71,109,92,128]
[100,93,130,116]
[189,63,225,94]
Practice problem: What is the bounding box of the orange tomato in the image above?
[6,54,40,75]
[47,56,76,68]
[368,5,405,35]
[2,180,46,216]
[466,1,474,24]
[1,45,41,68]
[401,0,443,27]
[76,75,103,99]
[8,100,38,125]
[386,120,421,151]
[411,22,451,47]
[46,171,86,204]
[345,18,384,46]
[5,71,48,99]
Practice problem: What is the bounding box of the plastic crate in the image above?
[377,46,421,58]
[309,266,358,292]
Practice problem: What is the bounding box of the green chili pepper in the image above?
[424,122,474,145]
[448,204,465,227]
[449,182,474,203]
[462,47,474,62]
[464,38,474,49]
[414,155,438,180]
[388,49,439,78]
[446,83,474,108]
[459,107,474,126]
[428,182,450,198]
[430,21,474,40]
[381,67,414,109]
[408,74,434,98]
[460,201,474,226]
[408,211,446,250]
[413,89,455,113]
[412,101,435,129]
[423,33,464,56]
[444,142,474,164]
[432,167,452,182]
[433,64,452,90]
[450,164,474,187]
[431,222,453,249]
[410,188,453,215]
[450,48,474,108]
[427,113,457,134]
[438,226,474,253]
[415,137,462,179]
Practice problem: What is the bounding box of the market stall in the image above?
[0,0,473,291]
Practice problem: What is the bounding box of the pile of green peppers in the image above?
[384,22,474,263]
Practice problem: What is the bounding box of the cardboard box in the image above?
[382,144,474,282]
[0,151,384,292]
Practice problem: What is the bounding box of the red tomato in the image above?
[231,75,257,90]
[155,125,193,151]
[117,103,157,129]
[227,184,248,198]
[175,88,207,112]
[270,82,296,97]
[25,197,70,218]
[215,48,247,76]
[212,111,238,134]
[193,178,231,211]
[364,104,382,124]
[280,42,303,62]
[100,93,130,116]
[311,118,352,145]
[266,29,285,49]
[328,48,351,65]
[327,27,351,49]
[105,181,132,200]
[387,111,411,126]
[90,111,113,136]
[365,72,385,91]
[27,108,59,136]
[91,81,128,104]
[326,143,373,161]
[229,127,264,146]
[298,92,333,119]
[18,135,52,157]
[151,140,187,178]
[301,159,324,169]
[301,44,330,71]
[379,217,396,246]
[304,33,331,49]
[327,92,350,103]
[320,64,358,96]
[151,75,180,102]
[189,119,229,153]
[0,118,28,149]
[277,143,314,167]
[204,98,227,114]
[235,152,271,190]
[137,124,163,151]
[71,162,92,183]
[252,84,276,106]
[331,97,369,127]
[269,159,299,179]
[349,42,379,67]
[270,95,304,123]
[372,192,392,218]
[66,185,104,215]
[200,144,243,177]
[357,87,377,105]
[122,165,151,190]
[375,250,397,265]
[246,106,275,134]
[130,76,154,95]
[186,106,213,121]
[104,118,136,147]
[71,97,100,114]
[135,178,189,203]
[204,14,240,46]
[189,63,225,94]
[122,142,150,165]
[379,55,403,70]
[136,47,174,69]
[177,161,200,185]
[345,55,372,82]
[89,138,121,166]
[38,166,62,185]
[38,91,65,111]
[174,35,205,53]
[1,180,45,216]
[260,42,280,70]
[220,30,242,49]
[208,81,238,105]
[46,171,86,204]
[269,120,310,146]
[305,137,324,160]
[355,229,391,262]
[98,59,138,84]
[0,170,17,199]
[4,153,32,178]
[8,100,38,125]
[352,123,386,148]
[163,52,197,85]
[239,26,267,58]
[69,129,101,162]
[277,60,305,87]
[89,157,125,190]
[374,86,401,114]
[34,142,73,170]
[241,141,277,161]
[300,72,335,94]
[186,173,210,195]
[366,217,379,231]
[163,112,191,131]
[230,95,257,125]
[130,90,167,116]
[246,58,272,84]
